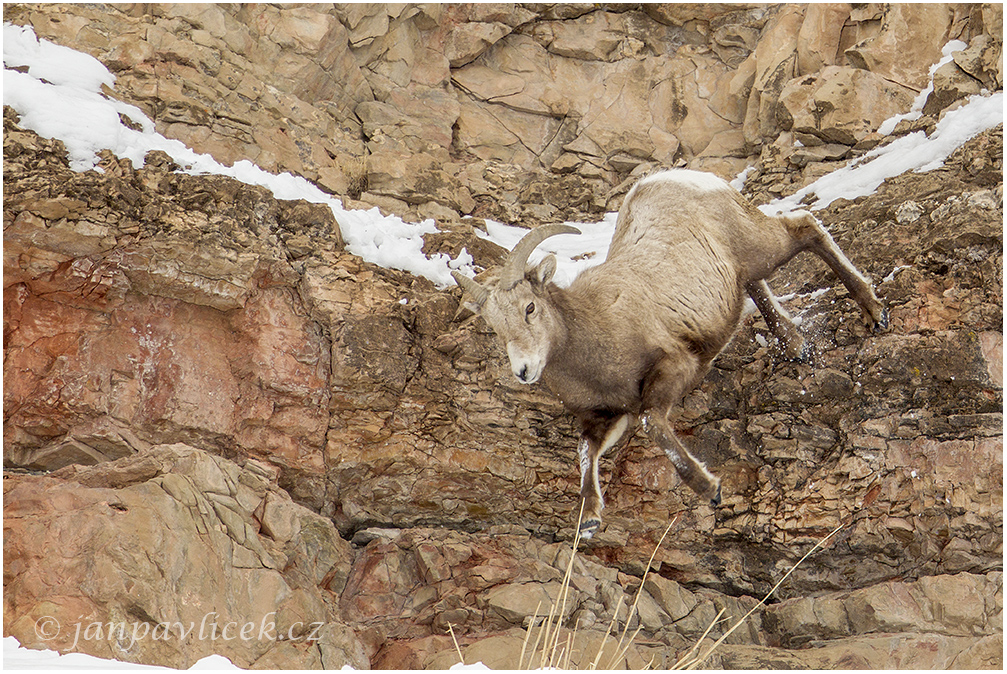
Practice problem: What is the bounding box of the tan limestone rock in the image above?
[644,4,764,27]
[750,4,805,140]
[444,21,512,68]
[3,443,361,669]
[844,4,956,91]
[777,66,915,145]
[923,60,985,118]
[953,33,1003,91]
[796,3,851,75]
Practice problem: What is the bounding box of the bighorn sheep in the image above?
[453,169,887,539]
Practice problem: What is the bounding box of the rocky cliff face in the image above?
[5,2,1001,224]
[4,3,1003,670]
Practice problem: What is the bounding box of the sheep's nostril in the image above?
[517,365,528,382]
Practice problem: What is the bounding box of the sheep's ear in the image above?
[530,254,557,288]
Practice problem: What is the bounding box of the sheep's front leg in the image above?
[642,412,721,506]
[577,436,603,536]
[577,413,632,539]
[638,349,720,506]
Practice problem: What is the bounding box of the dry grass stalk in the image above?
[672,521,847,670]
[587,593,624,670]
[451,510,845,670]
[514,508,680,670]
[519,500,586,670]
[669,607,725,670]
[599,516,679,670]
[447,622,465,666]
[518,600,543,670]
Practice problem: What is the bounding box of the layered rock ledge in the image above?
[4,2,1003,670]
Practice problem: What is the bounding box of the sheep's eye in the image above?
[525,302,536,316]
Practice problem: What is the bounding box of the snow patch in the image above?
[2,23,114,90]
[3,636,240,671]
[2,22,473,288]
[884,265,912,283]
[761,90,1003,216]
[877,40,969,136]
[730,165,756,192]
[449,662,491,670]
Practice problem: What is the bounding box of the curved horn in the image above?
[451,270,489,308]
[499,224,581,290]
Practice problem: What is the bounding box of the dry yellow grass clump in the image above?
[451,504,846,670]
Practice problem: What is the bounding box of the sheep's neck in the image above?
[541,285,645,415]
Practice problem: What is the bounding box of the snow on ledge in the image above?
[2,22,474,289]
[2,23,1003,289]
[759,89,1002,217]
[761,37,1001,217]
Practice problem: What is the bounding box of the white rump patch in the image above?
[638,169,731,194]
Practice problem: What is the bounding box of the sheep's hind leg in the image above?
[746,280,809,362]
[782,211,889,332]
[577,413,632,539]
[642,412,721,506]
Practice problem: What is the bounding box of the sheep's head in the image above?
[452,225,581,384]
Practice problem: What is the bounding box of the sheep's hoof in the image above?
[579,518,601,540]
[786,338,814,364]
[872,307,890,333]
[709,484,722,508]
